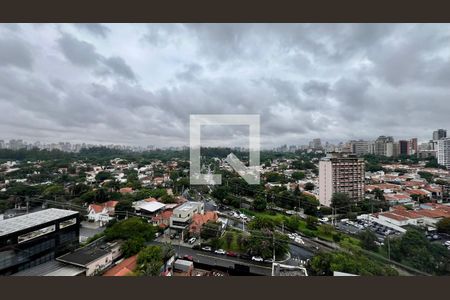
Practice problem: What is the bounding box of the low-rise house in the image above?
[384,193,413,205]
[103,255,137,277]
[152,210,173,229]
[189,211,219,235]
[119,187,134,194]
[133,198,166,216]
[57,238,122,276]
[170,201,204,232]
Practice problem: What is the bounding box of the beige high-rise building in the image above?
[319,152,365,207]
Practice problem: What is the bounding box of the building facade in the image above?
[437,138,450,170]
[319,153,365,207]
[433,129,447,141]
[170,201,204,231]
[350,140,370,156]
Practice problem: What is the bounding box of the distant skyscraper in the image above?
[399,140,409,156]
[437,138,450,169]
[374,136,394,156]
[433,129,447,141]
[409,138,418,155]
[319,152,365,207]
[349,140,369,156]
[311,138,322,150]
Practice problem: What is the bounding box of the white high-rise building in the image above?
[437,138,450,169]
[319,152,365,207]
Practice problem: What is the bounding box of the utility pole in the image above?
[387,235,391,261]
[271,233,276,276]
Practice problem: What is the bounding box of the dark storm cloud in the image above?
[58,33,136,81]
[58,33,100,66]
[0,24,449,147]
[75,23,111,38]
[102,56,136,80]
[0,37,33,70]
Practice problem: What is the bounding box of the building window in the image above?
[18,225,56,244]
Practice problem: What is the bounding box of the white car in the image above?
[214,249,226,255]
[295,237,305,245]
[444,241,450,247]
[201,246,212,252]
[251,256,264,262]
[188,237,197,244]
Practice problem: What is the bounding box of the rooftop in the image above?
[0,208,78,237]
[134,201,165,213]
[57,238,119,267]
[174,201,202,212]
[12,260,85,276]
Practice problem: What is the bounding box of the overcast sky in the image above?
[0,24,449,148]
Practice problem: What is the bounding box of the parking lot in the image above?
[336,219,403,244]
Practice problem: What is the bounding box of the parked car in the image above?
[188,237,197,244]
[214,249,226,255]
[226,251,238,257]
[443,241,450,247]
[183,255,194,261]
[201,246,212,252]
[170,233,176,239]
[251,256,264,262]
[239,253,251,260]
[295,237,305,245]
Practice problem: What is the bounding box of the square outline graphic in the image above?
[189,114,260,185]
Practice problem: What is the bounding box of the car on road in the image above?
[188,237,197,244]
[294,237,305,245]
[201,246,212,252]
[443,240,450,247]
[183,255,194,261]
[214,249,226,255]
[226,251,238,257]
[239,253,251,260]
[251,256,264,262]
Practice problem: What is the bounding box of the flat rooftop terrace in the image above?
[0,208,79,237]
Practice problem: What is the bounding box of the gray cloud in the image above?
[102,56,136,80]
[0,37,33,70]
[75,23,111,38]
[0,24,449,147]
[58,33,100,67]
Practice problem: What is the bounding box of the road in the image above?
[149,241,273,275]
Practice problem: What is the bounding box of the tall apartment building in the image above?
[409,138,418,155]
[319,152,365,207]
[309,138,322,150]
[349,140,370,156]
[433,129,447,141]
[399,140,409,155]
[437,138,450,170]
[373,136,394,156]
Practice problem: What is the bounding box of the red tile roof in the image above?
[380,212,409,222]
[120,187,133,194]
[190,212,218,233]
[89,204,104,214]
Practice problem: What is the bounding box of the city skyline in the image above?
[1,24,450,147]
